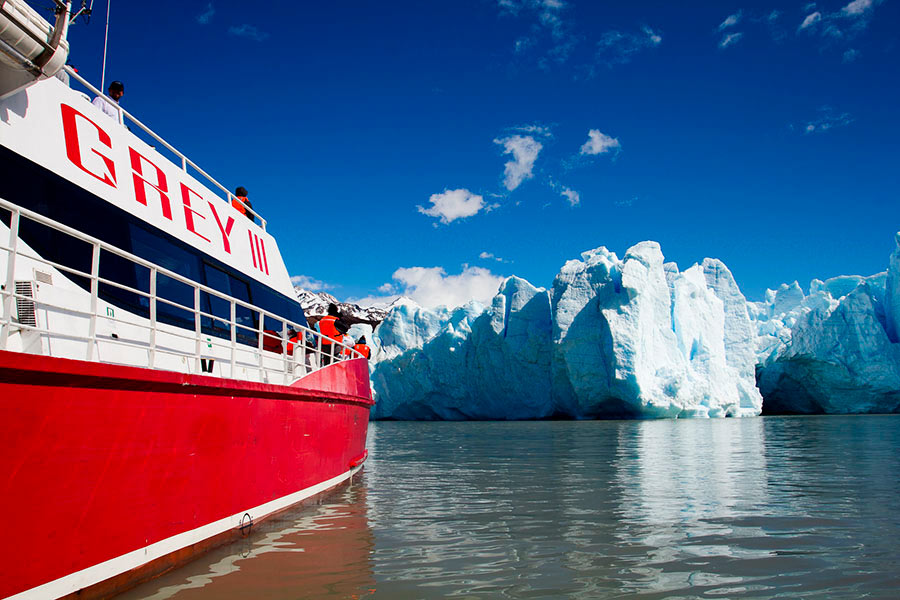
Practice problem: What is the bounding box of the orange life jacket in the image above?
[286,331,302,356]
[354,343,371,359]
[262,329,283,354]
[232,195,249,215]
[318,315,339,344]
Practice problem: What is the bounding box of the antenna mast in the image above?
[100,0,110,90]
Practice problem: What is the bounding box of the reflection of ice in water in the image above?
[615,418,771,594]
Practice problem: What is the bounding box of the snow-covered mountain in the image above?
[365,233,900,419]
[294,288,389,326]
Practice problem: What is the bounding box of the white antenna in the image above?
[100,0,110,91]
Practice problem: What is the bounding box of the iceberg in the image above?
[369,241,762,419]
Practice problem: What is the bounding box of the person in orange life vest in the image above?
[286,328,303,356]
[334,319,350,356]
[316,304,345,365]
[262,328,283,354]
[231,186,254,221]
[353,335,371,360]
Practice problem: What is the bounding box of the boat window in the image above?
[130,225,199,328]
[201,263,256,345]
[11,215,93,290]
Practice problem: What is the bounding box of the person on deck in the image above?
[353,335,371,360]
[316,304,343,365]
[92,80,124,121]
[232,186,255,222]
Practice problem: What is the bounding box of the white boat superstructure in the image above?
[0,0,69,99]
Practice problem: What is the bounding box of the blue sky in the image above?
[62,0,899,307]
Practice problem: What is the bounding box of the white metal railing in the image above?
[0,197,362,385]
[61,66,265,231]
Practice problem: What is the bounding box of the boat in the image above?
[0,2,373,598]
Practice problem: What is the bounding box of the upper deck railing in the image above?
[0,197,362,385]
[62,66,266,231]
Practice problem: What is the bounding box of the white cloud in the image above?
[560,187,580,206]
[580,129,620,156]
[513,124,554,137]
[479,251,509,263]
[798,11,823,30]
[417,188,486,224]
[290,275,333,291]
[196,3,214,25]
[719,32,744,48]
[595,26,662,66]
[799,107,853,133]
[390,266,505,309]
[842,0,873,15]
[351,265,506,309]
[228,24,269,41]
[842,48,860,62]
[719,11,742,30]
[495,135,543,191]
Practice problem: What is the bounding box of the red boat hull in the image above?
[0,350,373,599]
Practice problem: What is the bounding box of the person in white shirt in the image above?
[92,80,124,121]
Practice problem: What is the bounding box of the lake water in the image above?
[122,416,900,599]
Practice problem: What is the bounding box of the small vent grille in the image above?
[34,270,53,285]
[15,281,37,327]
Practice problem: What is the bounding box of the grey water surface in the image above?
[123,416,900,599]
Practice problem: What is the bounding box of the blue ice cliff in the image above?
[363,232,900,418]
[368,241,763,419]
[751,232,900,414]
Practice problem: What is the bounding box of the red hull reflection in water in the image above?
[120,480,375,600]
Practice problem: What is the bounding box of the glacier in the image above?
[368,241,762,419]
[750,233,900,414]
[359,232,900,419]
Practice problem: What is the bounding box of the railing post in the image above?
[257,311,265,382]
[230,300,237,378]
[297,331,307,377]
[282,321,289,384]
[194,285,201,374]
[0,210,21,350]
[85,243,100,360]
[149,268,157,368]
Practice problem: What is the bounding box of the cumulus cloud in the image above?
[580,129,621,156]
[290,275,333,291]
[353,266,505,310]
[559,187,580,206]
[228,24,269,41]
[719,11,742,30]
[513,124,554,137]
[798,107,853,133]
[798,11,823,30]
[495,135,543,191]
[196,3,214,25]
[393,266,504,309]
[798,0,879,41]
[719,32,744,48]
[418,188,487,224]
[595,26,662,66]
[842,0,873,15]
[842,48,860,62]
[498,0,579,66]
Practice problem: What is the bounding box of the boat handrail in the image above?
[0,197,361,384]
[61,66,267,231]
